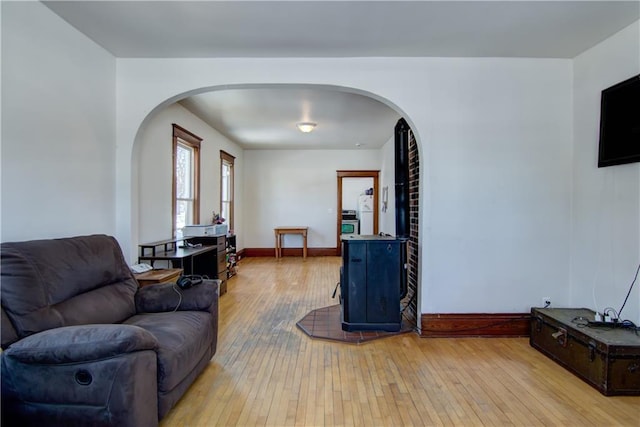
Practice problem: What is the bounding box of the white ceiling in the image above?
[43,1,640,149]
[179,87,401,149]
[44,1,640,59]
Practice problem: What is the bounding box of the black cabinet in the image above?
[340,235,408,332]
[185,235,227,295]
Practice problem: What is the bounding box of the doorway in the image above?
[336,170,379,255]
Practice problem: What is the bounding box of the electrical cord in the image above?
[401,291,416,314]
[572,314,639,334]
[171,284,183,312]
[602,306,619,320]
[332,282,340,299]
[401,292,417,324]
[585,320,639,334]
[171,275,210,311]
[620,320,640,335]
[617,262,640,319]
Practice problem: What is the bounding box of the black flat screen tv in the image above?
[598,74,640,167]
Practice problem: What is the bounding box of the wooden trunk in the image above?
[530,308,640,396]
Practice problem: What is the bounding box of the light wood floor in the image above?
[161,257,639,426]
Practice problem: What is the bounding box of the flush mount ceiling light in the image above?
[296,122,317,133]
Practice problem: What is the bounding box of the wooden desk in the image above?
[138,245,218,277]
[274,226,308,259]
[134,268,182,287]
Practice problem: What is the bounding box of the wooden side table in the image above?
[274,226,308,259]
[134,268,183,287]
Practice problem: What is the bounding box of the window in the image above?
[172,124,201,237]
[220,151,235,232]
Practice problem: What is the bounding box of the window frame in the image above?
[172,124,202,237]
[220,150,235,232]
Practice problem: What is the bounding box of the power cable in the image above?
[617,262,640,318]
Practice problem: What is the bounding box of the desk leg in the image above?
[275,231,283,259]
[303,232,307,259]
[274,231,279,259]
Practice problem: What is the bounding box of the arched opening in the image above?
[130,83,422,330]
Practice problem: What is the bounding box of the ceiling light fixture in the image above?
[296,122,317,133]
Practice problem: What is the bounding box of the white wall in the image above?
[116,57,573,314]
[136,103,244,248]
[422,60,573,313]
[243,149,380,249]
[1,2,116,242]
[571,21,640,324]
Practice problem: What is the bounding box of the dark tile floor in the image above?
[296,304,412,344]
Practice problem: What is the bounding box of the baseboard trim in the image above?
[421,313,531,338]
[242,247,338,257]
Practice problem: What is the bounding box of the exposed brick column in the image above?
[401,130,419,329]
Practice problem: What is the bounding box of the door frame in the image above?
[336,170,379,255]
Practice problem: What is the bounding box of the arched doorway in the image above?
[127,83,423,330]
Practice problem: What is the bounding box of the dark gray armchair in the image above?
[1,235,219,427]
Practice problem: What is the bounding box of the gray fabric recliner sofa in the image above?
[0,234,219,427]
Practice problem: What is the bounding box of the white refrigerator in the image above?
[357,195,374,235]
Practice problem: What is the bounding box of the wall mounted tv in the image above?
[598,74,640,167]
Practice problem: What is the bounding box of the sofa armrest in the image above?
[2,324,159,427]
[3,324,158,364]
[135,279,219,314]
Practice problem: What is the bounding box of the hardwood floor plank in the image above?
[160,257,640,427]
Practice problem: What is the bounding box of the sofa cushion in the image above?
[125,311,214,393]
[1,235,138,341]
[136,280,218,314]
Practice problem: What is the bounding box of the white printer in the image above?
[182,224,227,237]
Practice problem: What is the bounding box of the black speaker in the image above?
[176,275,203,290]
